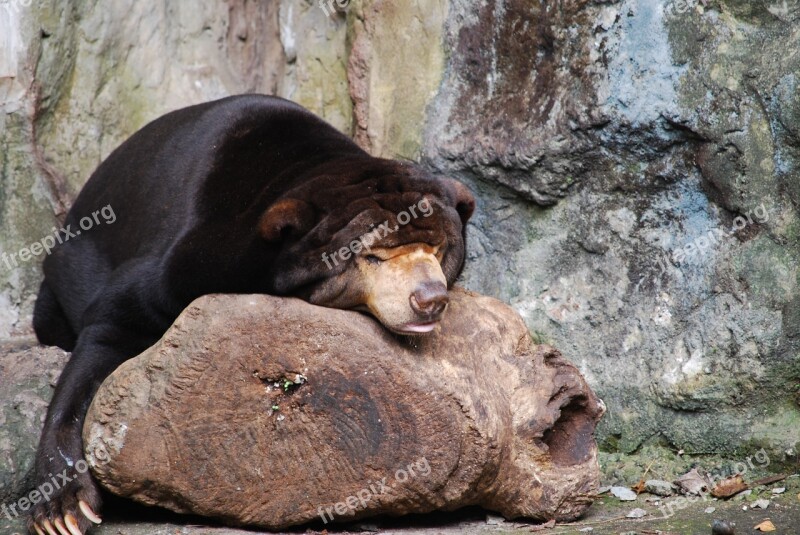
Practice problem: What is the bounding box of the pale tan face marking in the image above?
[310,242,450,335]
[355,243,447,333]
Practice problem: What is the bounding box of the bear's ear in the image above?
[443,178,475,225]
[258,198,315,242]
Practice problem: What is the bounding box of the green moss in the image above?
[345,0,447,158]
[784,219,800,249]
[716,0,788,24]
[528,330,550,345]
[770,356,800,393]
[288,20,352,134]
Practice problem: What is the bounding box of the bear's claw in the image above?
[29,481,101,535]
[64,514,83,535]
[53,517,69,535]
[78,501,102,524]
[33,509,97,535]
[41,519,58,535]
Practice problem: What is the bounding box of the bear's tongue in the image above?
[400,322,437,333]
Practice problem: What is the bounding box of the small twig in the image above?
[633,458,657,494]
[751,474,787,487]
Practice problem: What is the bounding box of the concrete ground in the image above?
[3,476,799,535]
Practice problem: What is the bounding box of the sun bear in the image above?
[28,94,474,535]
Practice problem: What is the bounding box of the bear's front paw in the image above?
[27,469,102,535]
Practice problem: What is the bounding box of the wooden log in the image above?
[83,288,605,529]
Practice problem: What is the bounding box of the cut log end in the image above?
[84,288,605,529]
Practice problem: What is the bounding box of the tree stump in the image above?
[83,288,605,529]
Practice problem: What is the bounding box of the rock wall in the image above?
[1,0,798,462]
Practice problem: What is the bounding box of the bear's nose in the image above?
[410,282,449,318]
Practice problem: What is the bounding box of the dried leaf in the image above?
[674,468,711,496]
[711,474,748,498]
[754,519,776,532]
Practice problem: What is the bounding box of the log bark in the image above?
[83,288,605,529]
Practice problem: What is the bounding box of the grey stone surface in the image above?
[610,486,638,502]
[0,339,68,505]
[421,0,800,459]
[0,516,265,535]
[3,481,797,535]
[644,479,675,497]
[1,0,798,505]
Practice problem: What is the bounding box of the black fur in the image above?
[30,94,473,532]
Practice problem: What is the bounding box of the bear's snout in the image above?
[410,281,448,320]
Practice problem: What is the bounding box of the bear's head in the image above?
[258,160,475,335]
